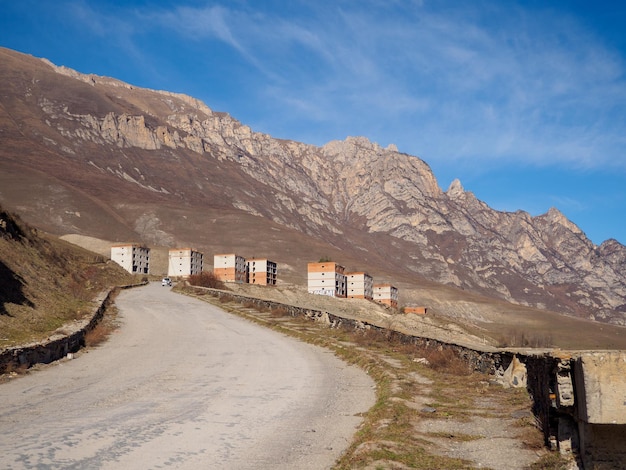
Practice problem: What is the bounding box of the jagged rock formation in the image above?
[1,47,625,324]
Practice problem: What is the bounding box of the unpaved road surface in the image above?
[0,283,375,469]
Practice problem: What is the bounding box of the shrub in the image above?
[270,307,291,318]
[188,271,225,289]
[423,347,472,376]
[2,362,29,375]
[84,323,113,347]
[218,294,234,303]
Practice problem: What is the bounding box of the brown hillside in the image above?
[1,47,625,346]
[0,205,134,347]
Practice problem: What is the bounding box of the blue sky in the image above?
[1,0,626,245]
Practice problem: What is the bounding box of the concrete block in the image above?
[574,352,626,424]
[556,360,575,407]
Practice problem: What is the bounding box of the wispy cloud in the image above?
[159,5,243,53]
[52,1,626,171]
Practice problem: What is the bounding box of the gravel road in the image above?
[0,282,375,469]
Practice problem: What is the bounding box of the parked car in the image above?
[161,277,172,286]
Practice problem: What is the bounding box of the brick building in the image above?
[307,262,347,298]
[346,271,374,300]
[373,283,399,308]
[247,258,277,285]
[214,253,247,283]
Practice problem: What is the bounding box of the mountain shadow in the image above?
[0,260,33,316]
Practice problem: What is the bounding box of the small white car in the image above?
[161,277,172,286]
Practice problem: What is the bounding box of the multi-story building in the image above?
[346,271,374,300]
[307,262,347,298]
[247,258,277,286]
[214,253,247,283]
[168,248,203,279]
[373,283,399,308]
[110,244,150,275]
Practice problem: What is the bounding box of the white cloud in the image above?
[58,1,626,170]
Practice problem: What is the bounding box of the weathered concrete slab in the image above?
[574,351,626,424]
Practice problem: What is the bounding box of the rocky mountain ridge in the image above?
[1,47,624,324]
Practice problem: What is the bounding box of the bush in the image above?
[423,347,472,376]
[270,307,291,318]
[84,322,113,347]
[188,271,225,289]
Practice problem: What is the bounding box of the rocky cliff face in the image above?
[1,47,625,324]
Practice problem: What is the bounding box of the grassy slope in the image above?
[0,206,135,347]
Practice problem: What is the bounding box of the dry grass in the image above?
[187,271,225,289]
[269,306,291,318]
[528,452,572,470]
[218,294,235,304]
[351,327,472,376]
[191,292,548,469]
[0,206,134,348]
[241,300,258,309]
[2,362,29,376]
[84,323,112,347]
[84,306,119,348]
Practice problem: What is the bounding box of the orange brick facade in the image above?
[214,253,247,283]
[247,258,277,286]
[404,306,428,315]
[307,262,347,298]
[373,283,399,309]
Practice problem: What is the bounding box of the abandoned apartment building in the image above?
[307,261,401,309]
[213,253,277,286]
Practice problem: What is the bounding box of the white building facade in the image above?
[168,248,203,278]
[307,262,347,298]
[373,283,399,308]
[214,253,247,283]
[111,244,150,275]
[347,272,374,300]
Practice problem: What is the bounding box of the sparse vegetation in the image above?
[497,328,554,348]
[269,306,290,318]
[2,362,29,376]
[0,205,135,347]
[84,307,119,347]
[528,452,572,470]
[187,271,225,289]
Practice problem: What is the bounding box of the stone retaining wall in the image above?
[192,286,519,373]
[0,282,145,374]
